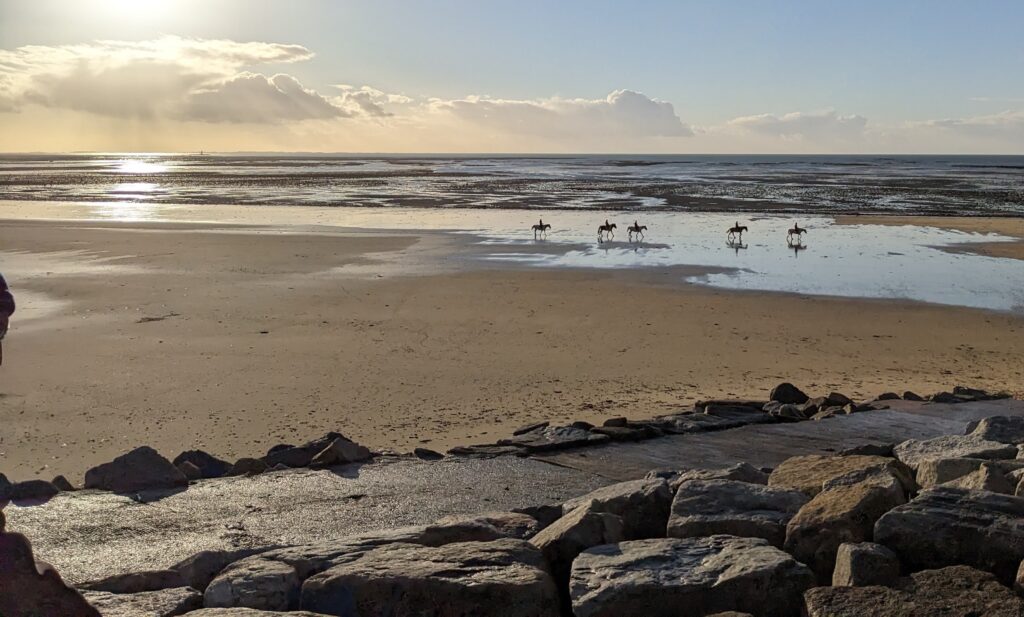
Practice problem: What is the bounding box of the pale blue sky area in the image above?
[1,0,1022,152]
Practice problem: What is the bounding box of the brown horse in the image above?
[627,220,647,242]
[787,222,807,242]
[531,219,551,239]
[597,220,617,242]
[727,221,748,242]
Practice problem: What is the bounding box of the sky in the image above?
[0,0,1022,153]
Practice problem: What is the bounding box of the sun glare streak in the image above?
[115,160,168,174]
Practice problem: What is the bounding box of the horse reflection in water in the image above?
[787,235,807,257]
[726,237,748,255]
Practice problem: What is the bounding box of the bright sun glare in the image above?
[96,0,173,20]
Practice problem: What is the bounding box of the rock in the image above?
[663,462,769,491]
[446,444,528,458]
[82,587,201,616]
[227,458,267,476]
[589,425,654,441]
[178,461,203,481]
[943,462,1016,494]
[269,463,290,472]
[513,504,563,530]
[702,404,776,427]
[1017,560,1023,596]
[893,434,1018,469]
[412,447,443,460]
[571,420,595,430]
[9,479,59,501]
[308,437,371,467]
[570,536,815,617]
[183,610,332,616]
[498,425,609,452]
[811,408,839,421]
[930,391,960,403]
[434,511,541,540]
[785,481,906,582]
[768,454,914,497]
[832,542,901,587]
[0,472,12,500]
[300,539,559,617]
[172,450,232,479]
[51,475,75,491]
[602,417,628,427]
[954,385,1010,400]
[804,565,1024,616]
[80,569,187,594]
[667,479,808,546]
[512,420,549,435]
[706,613,754,617]
[204,559,300,610]
[876,392,901,401]
[874,486,1024,584]
[902,390,925,401]
[263,432,350,468]
[917,457,992,488]
[0,526,100,616]
[838,443,895,457]
[84,446,188,493]
[821,464,913,496]
[529,504,624,607]
[562,478,672,539]
[826,392,854,406]
[769,382,809,404]
[693,399,768,411]
[172,547,276,592]
[967,415,1024,445]
[766,402,811,421]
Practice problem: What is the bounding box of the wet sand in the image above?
[1,217,1022,481]
[835,215,1024,260]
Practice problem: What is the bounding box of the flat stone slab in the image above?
[4,456,609,584]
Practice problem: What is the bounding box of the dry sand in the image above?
[1,218,1023,481]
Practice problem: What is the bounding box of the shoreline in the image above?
[1,216,1023,480]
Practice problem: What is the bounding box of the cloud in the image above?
[0,36,345,122]
[428,89,693,138]
[905,110,1024,136]
[726,110,868,140]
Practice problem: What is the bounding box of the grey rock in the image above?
[513,504,563,530]
[80,569,187,594]
[838,443,895,457]
[902,390,925,401]
[569,536,815,617]
[770,382,809,404]
[821,464,914,496]
[172,450,232,479]
[498,425,609,452]
[51,475,76,491]
[693,399,768,411]
[9,479,59,501]
[434,510,541,540]
[226,458,267,477]
[768,454,914,497]
[874,486,1024,584]
[446,444,528,458]
[204,559,299,610]
[967,415,1024,445]
[589,425,654,441]
[0,528,100,617]
[943,462,1016,494]
[893,434,1018,469]
[529,504,624,604]
[664,462,770,491]
[667,479,808,547]
[300,538,559,617]
[832,542,901,587]
[876,392,901,401]
[826,392,854,406]
[512,421,549,435]
[804,565,1024,616]
[412,447,443,460]
[171,547,276,593]
[178,461,203,481]
[785,481,906,582]
[308,438,371,467]
[917,457,992,488]
[602,417,628,427]
[1017,559,1023,596]
[263,432,349,468]
[84,446,188,493]
[562,478,672,539]
[82,587,201,617]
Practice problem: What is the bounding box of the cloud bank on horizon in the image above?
[0,36,1021,153]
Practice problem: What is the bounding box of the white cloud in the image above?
[428,89,692,138]
[181,73,348,123]
[726,110,868,140]
[905,110,1024,136]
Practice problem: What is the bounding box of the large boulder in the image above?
[205,559,300,610]
[667,479,808,547]
[497,425,609,452]
[654,462,768,491]
[0,472,12,500]
[943,462,1016,494]
[785,481,906,582]
[893,435,1017,470]
[8,479,59,501]
[529,504,623,606]
[262,432,362,469]
[804,565,1024,616]
[562,478,672,539]
[173,450,232,479]
[768,454,913,497]
[917,457,999,489]
[308,437,371,467]
[966,415,1024,444]
[569,536,815,617]
[0,521,100,617]
[874,486,1024,584]
[84,446,188,493]
[300,539,559,617]
[769,382,809,404]
[832,542,901,587]
[82,587,201,617]
[434,510,542,540]
[172,547,276,592]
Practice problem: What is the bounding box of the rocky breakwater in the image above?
[4,384,1024,616]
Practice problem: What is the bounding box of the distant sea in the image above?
[1,153,1022,216]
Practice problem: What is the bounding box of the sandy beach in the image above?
[2,215,1022,481]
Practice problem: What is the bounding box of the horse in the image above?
[531,219,551,239]
[727,221,748,242]
[787,222,807,243]
[597,220,617,243]
[627,220,647,242]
